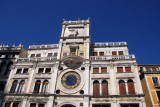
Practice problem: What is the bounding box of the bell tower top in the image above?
[60,18,90,38]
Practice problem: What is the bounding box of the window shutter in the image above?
[93,83,99,96]
[128,82,135,95]
[102,82,108,96]
[125,67,131,72]
[112,52,117,55]
[101,68,107,73]
[119,82,126,95]
[93,68,99,73]
[117,67,123,72]
[94,52,98,56]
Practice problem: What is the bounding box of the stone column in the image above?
[109,63,116,95]
[26,65,36,93]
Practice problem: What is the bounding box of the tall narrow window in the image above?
[117,67,123,73]
[33,80,41,94]
[152,77,159,86]
[0,62,6,76]
[12,102,19,107]
[101,68,107,73]
[54,53,57,56]
[4,102,11,107]
[45,68,51,73]
[0,82,5,91]
[93,80,100,96]
[93,52,98,56]
[102,80,108,96]
[38,68,44,73]
[30,103,36,107]
[127,79,135,95]
[5,61,13,75]
[125,67,131,72]
[17,80,25,94]
[156,91,160,102]
[119,80,126,95]
[16,69,22,74]
[10,80,18,93]
[93,68,99,73]
[112,51,117,55]
[23,68,28,73]
[99,52,104,56]
[41,80,48,94]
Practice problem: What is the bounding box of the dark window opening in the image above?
[38,68,44,73]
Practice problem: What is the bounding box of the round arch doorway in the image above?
[61,104,76,107]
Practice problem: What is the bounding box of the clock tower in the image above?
[55,19,91,107]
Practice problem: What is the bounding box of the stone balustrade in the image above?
[17,57,57,62]
[90,55,135,60]
[29,44,59,49]
[92,42,127,47]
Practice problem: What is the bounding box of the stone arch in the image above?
[58,102,78,107]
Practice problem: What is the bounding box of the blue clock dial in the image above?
[61,72,81,89]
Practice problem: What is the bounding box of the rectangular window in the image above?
[38,68,44,73]
[70,48,76,56]
[4,102,11,107]
[23,68,28,73]
[36,54,41,57]
[146,67,151,71]
[118,51,123,55]
[16,69,22,74]
[101,68,107,73]
[30,103,36,107]
[54,53,57,56]
[38,104,45,107]
[12,102,19,107]
[152,77,159,86]
[112,51,117,55]
[117,67,123,72]
[93,68,99,73]
[125,67,131,72]
[45,68,51,73]
[156,91,160,102]
[99,52,104,56]
[93,52,98,56]
[48,53,53,57]
[31,54,35,57]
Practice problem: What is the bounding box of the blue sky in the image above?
[0,0,160,64]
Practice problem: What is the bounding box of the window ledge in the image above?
[92,73,108,74]
[15,73,29,75]
[116,72,133,73]
[36,73,52,75]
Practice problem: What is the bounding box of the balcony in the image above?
[92,42,127,47]
[29,44,59,49]
[90,55,135,61]
[17,57,57,62]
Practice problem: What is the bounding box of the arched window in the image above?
[0,82,5,91]
[17,80,25,93]
[41,80,48,94]
[0,61,6,75]
[127,79,135,95]
[10,80,18,93]
[93,80,100,96]
[119,80,126,95]
[102,80,108,96]
[5,61,13,76]
[33,80,41,94]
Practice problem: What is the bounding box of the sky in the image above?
[0,0,160,64]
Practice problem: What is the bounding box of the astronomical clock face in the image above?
[61,71,81,89]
